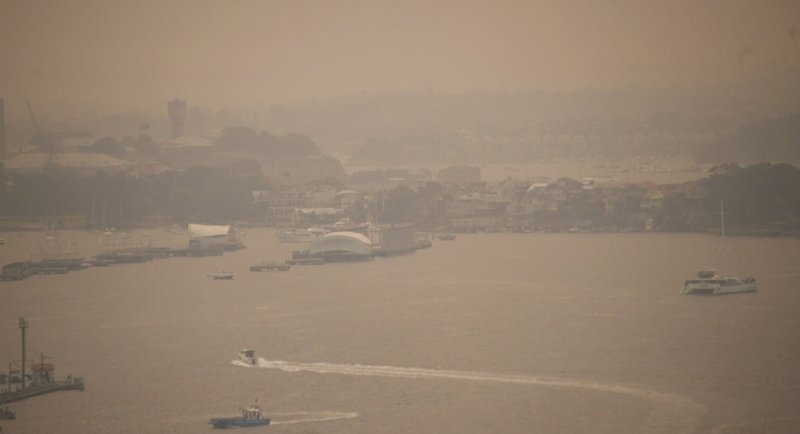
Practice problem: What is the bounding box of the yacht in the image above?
[681,201,757,295]
[681,270,757,295]
[277,227,329,243]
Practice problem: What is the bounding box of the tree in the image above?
[134,135,161,157]
[380,184,417,224]
[91,137,125,158]
[217,127,259,148]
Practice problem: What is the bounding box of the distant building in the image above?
[167,99,188,139]
[438,165,481,184]
[253,190,309,225]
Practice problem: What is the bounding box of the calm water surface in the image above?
[1,229,799,433]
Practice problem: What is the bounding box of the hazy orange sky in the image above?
[1,0,798,115]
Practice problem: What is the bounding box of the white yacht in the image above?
[277,227,329,243]
[681,270,757,295]
[681,201,757,295]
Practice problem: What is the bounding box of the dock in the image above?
[1,318,84,406]
[250,262,291,272]
[0,377,84,405]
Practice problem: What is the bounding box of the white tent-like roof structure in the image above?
[188,224,234,241]
[309,231,372,256]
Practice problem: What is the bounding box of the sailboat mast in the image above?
[720,201,727,274]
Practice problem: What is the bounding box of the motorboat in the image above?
[209,402,270,429]
[207,271,235,280]
[238,349,257,365]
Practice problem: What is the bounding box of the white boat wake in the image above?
[269,411,359,425]
[232,358,704,432]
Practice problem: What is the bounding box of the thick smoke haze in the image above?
[1,0,799,116]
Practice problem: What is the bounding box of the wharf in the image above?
[0,377,84,405]
[250,262,291,271]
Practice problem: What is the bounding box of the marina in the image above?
[0,228,797,433]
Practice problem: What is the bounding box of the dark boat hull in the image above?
[209,417,270,428]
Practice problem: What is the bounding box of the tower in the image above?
[19,317,28,389]
[167,98,187,139]
[0,97,6,156]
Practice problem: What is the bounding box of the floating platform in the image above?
[250,262,291,272]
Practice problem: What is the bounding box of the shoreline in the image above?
[0,220,797,237]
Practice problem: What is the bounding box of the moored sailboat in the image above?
[681,202,757,295]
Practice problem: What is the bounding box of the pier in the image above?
[0,318,84,406]
[0,378,85,405]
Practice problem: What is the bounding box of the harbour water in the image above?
[1,229,799,433]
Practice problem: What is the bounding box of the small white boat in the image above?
[238,349,257,365]
[207,271,235,280]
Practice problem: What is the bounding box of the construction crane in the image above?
[25,99,62,155]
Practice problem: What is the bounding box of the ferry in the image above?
[277,227,328,243]
[681,270,757,295]
[209,402,270,429]
[238,349,257,365]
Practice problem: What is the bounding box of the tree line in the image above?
[0,162,798,231]
[0,161,267,227]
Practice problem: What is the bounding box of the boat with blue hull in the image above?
[209,403,270,429]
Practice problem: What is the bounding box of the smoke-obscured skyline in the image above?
[1,0,799,116]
